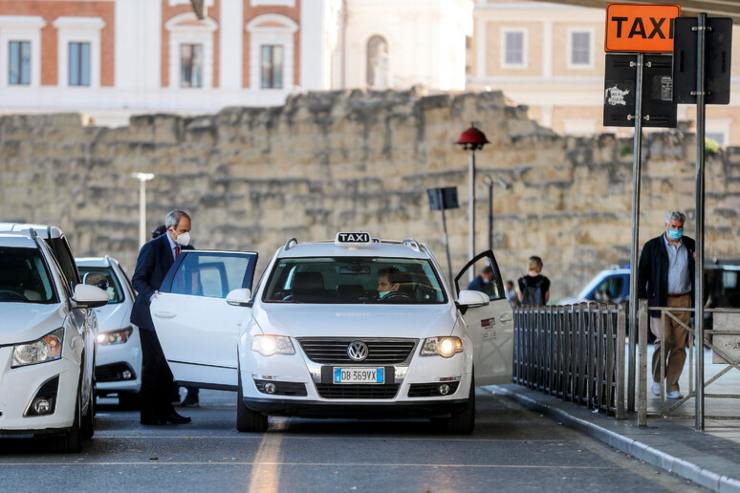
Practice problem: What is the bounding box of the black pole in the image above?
[488,180,493,252]
[694,12,707,432]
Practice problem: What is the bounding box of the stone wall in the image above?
[1,88,738,299]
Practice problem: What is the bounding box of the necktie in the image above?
[175,245,181,258]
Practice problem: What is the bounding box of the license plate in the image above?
[333,367,385,384]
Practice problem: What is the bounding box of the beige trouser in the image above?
[651,294,691,392]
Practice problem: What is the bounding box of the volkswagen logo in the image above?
[347,341,369,362]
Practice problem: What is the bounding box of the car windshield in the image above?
[263,257,447,304]
[0,247,57,304]
[79,266,124,304]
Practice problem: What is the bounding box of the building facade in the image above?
[0,0,471,125]
[469,0,740,146]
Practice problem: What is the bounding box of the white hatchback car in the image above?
[151,234,513,433]
[76,257,142,407]
[0,229,107,452]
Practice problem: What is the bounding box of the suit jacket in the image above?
[130,234,193,331]
[637,234,695,318]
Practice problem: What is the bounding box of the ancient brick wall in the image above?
[0,89,738,299]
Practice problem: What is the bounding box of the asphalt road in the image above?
[0,389,704,493]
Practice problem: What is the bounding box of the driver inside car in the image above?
[376,267,411,302]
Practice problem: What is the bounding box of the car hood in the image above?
[0,303,66,345]
[252,303,458,339]
[94,303,131,332]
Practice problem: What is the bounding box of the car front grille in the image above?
[297,338,417,364]
[315,383,400,399]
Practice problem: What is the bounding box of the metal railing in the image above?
[636,300,740,427]
[513,303,626,418]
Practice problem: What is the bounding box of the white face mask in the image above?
[174,231,191,247]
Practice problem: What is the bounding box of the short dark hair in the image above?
[151,224,167,239]
[378,267,403,284]
[482,266,493,275]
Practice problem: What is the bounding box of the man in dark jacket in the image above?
[131,210,194,425]
[637,211,695,400]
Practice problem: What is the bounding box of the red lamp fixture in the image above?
[456,124,489,151]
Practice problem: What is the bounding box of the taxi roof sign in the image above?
[335,232,372,246]
[605,3,680,53]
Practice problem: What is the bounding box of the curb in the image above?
[487,385,740,493]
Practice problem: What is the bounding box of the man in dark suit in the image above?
[131,209,194,425]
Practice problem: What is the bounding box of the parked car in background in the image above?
[0,225,107,452]
[76,257,141,409]
[559,268,630,306]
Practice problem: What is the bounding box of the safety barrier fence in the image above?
[513,303,626,418]
[513,301,740,428]
[636,300,740,427]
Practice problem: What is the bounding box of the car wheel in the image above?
[118,391,141,410]
[54,386,82,453]
[236,366,268,433]
[442,379,475,435]
[81,384,95,440]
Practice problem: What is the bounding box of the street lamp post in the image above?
[456,125,489,281]
[131,172,155,247]
[481,175,511,252]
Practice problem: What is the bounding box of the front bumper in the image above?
[244,396,470,418]
[240,337,473,417]
[95,326,142,394]
[0,347,79,432]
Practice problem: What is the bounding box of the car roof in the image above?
[75,257,115,268]
[0,233,40,248]
[277,239,432,260]
[0,222,65,239]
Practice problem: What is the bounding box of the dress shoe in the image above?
[140,417,167,426]
[165,411,192,424]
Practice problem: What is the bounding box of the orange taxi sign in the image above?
[605,4,680,53]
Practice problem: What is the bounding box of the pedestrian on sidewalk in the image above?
[505,280,519,308]
[517,256,550,306]
[637,210,695,400]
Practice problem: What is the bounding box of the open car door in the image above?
[455,250,513,386]
[150,250,258,390]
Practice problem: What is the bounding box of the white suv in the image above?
[151,233,514,434]
[0,227,107,451]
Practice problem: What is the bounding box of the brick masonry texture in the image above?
[0,89,738,299]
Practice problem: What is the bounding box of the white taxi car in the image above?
[151,233,513,434]
[0,229,107,452]
[76,257,142,408]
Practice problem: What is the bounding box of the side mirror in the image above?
[226,288,252,307]
[72,284,109,309]
[457,290,490,307]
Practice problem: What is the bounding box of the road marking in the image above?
[0,461,618,469]
[92,434,569,443]
[247,430,283,493]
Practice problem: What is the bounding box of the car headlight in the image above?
[96,326,133,346]
[251,334,295,356]
[12,328,65,368]
[420,336,463,358]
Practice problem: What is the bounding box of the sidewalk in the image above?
[485,384,740,493]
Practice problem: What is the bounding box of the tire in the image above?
[118,392,141,411]
[54,387,82,453]
[236,367,268,433]
[442,379,475,435]
[81,384,95,440]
